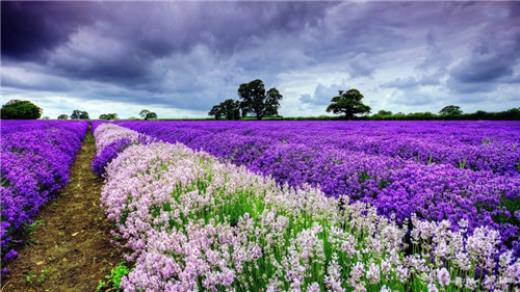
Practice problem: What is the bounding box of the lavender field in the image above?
[2,1,520,290]
[86,121,520,291]
[113,121,520,237]
[0,121,87,272]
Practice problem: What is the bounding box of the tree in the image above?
[139,109,157,120]
[222,99,241,120]
[57,114,69,120]
[264,88,283,116]
[377,110,392,116]
[144,112,157,120]
[208,99,241,120]
[439,105,462,117]
[238,79,283,120]
[99,113,118,120]
[0,100,42,119]
[209,104,223,120]
[139,109,150,119]
[71,110,89,120]
[326,89,371,119]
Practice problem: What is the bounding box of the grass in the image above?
[96,262,130,292]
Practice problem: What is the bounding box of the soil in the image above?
[1,128,123,291]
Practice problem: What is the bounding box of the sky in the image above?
[1,1,519,119]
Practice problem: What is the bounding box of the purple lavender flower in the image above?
[110,120,520,254]
[0,120,87,271]
[92,138,132,177]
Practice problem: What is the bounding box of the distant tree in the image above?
[474,110,487,118]
[144,112,157,120]
[139,109,151,119]
[99,113,118,120]
[139,109,157,120]
[41,116,50,120]
[370,110,393,119]
[377,110,392,116]
[238,79,283,120]
[264,88,283,116]
[71,110,89,120]
[209,105,223,120]
[406,112,436,119]
[223,99,241,120]
[81,111,90,119]
[439,105,462,117]
[0,99,42,119]
[71,110,80,119]
[501,107,520,120]
[57,114,69,120]
[326,89,371,119]
[209,99,241,120]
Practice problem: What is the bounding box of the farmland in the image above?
[1,120,520,290]
[3,1,520,290]
[113,121,520,245]
[1,121,87,270]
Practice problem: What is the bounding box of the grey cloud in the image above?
[382,75,441,89]
[348,55,376,78]
[1,2,97,60]
[300,83,343,106]
[2,1,520,115]
[446,4,520,93]
[387,89,437,107]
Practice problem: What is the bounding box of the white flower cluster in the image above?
[98,125,520,292]
[93,123,143,154]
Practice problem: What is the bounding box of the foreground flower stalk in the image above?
[96,124,520,291]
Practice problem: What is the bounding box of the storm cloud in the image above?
[1,1,519,118]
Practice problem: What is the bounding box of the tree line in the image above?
[368,107,520,120]
[208,81,374,120]
[0,100,158,120]
[209,79,283,120]
[1,88,519,120]
[208,81,519,120]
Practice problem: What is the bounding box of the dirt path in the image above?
[2,128,122,291]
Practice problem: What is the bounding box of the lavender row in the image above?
[114,121,520,255]
[0,120,88,271]
[116,121,520,175]
[0,120,87,136]
[95,124,520,291]
[91,124,154,177]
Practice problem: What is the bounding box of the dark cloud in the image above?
[1,1,519,116]
[2,1,334,57]
[2,1,334,88]
[446,3,520,93]
[1,2,96,59]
